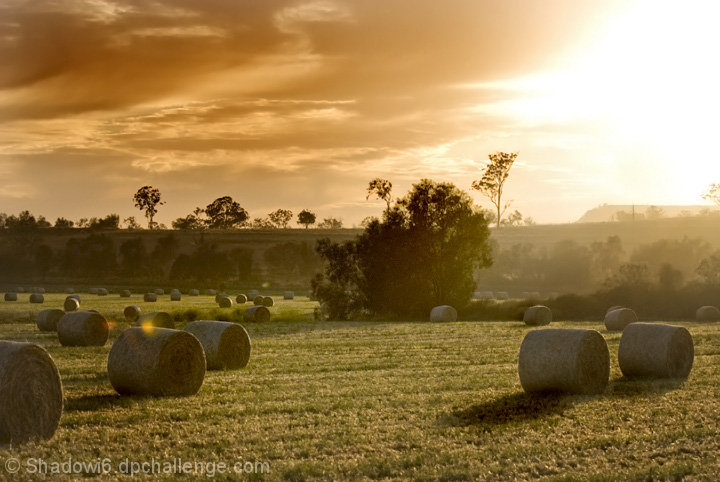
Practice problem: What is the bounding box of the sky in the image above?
[1,0,719,227]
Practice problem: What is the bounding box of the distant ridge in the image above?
[577,204,719,223]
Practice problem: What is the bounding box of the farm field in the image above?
[1,294,720,480]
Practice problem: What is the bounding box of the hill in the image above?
[576,204,719,223]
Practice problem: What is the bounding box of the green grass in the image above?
[1,294,720,480]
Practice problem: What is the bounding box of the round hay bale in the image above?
[696,305,720,322]
[119,290,131,298]
[283,291,294,300]
[243,306,270,323]
[29,293,44,304]
[206,289,217,296]
[247,289,260,300]
[217,295,233,308]
[0,341,63,444]
[188,289,200,296]
[236,294,248,304]
[430,305,457,323]
[36,288,46,294]
[108,327,205,396]
[253,295,264,306]
[262,296,274,307]
[97,288,108,296]
[57,311,109,347]
[523,305,552,326]
[170,291,181,301]
[67,294,80,302]
[136,311,175,329]
[63,297,80,312]
[154,288,164,295]
[604,308,637,331]
[606,305,623,314]
[36,309,65,332]
[16,287,25,293]
[4,293,17,302]
[88,288,99,295]
[214,293,227,303]
[124,305,141,323]
[65,288,74,294]
[183,321,251,370]
[496,291,509,300]
[518,328,610,394]
[618,323,694,378]
[143,293,157,302]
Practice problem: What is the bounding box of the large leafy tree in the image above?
[471,152,518,228]
[205,196,248,229]
[268,209,293,228]
[297,209,316,229]
[133,186,164,229]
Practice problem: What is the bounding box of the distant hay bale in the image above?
[262,296,274,307]
[67,294,80,302]
[618,323,694,378]
[36,309,65,332]
[36,288,46,294]
[217,295,233,308]
[243,306,270,323]
[16,287,25,293]
[430,305,457,323]
[236,294,248,304]
[29,293,44,304]
[496,291,509,300]
[518,328,610,395]
[170,291,181,301]
[183,321,251,370]
[63,297,80,312]
[124,305,141,323]
[604,308,637,331]
[88,288,99,295]
[136,311,175,329]
[154,288,164,295]
[696,305,720,322]
[188,289,200,296]
[107,327,205,396]
[4,293,17,302]
[57,311,109,347]
[0,341,63,444]
[119,290,131,298]
[247,289,260,300]
[143,293,157,302]
[606,305,623,314]
[523,305,552,326]
[97,288,108,296]
[206,289,217,296]
[253,296,264,306]
[65,288,74,294]
[214,293,227,303]
[284,291,294,300]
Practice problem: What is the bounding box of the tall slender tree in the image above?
[471,152,518,228]
[133,186,164,229]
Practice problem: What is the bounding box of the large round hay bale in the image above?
[170,291,181,301]
[243,306,270,323]
[696,305,720,322]
[430,305,457,323]
[136,311,175,329]
[88,288,99,295]
[247,289,259,300]
[253,295,264,306]
[523,305,552,326]
[124,305,141,323]
[188,289,200,296]
[618,323,694,378]
[108,327,205,396]
[236,294,248,304]
[143,293,157,302]
[36,309,65,332]
[119,290,131,298]
[154,288,164,295]
[217,295,233,308]
[283,291,294,300]
[496,291,509,300]
[29,293,44,304]
[606,305,623,314]
[183,321,251,370]
[97,288,108,296]
[57,311,109,347]
[4,293,17,302]
[262,296,274,307]
[63,297,80,312]
[0,341,63,444]
[206,289,217,296]
[518,328,610,395]
[604,308,637,331]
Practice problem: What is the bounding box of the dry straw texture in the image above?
[518,328,610,395]
[243,306,271,323]
[0,341,63,445]
[696,305,720,322]
[107,327,206,396]
[604,308,637,331]
[430,305,457,323]
[284,291,294,300]
[214,293,226,303]
[37,309,65,332]
[143,293,157,302]
[217,295,233,308]
[57,311,109,346]
[63,297,80,312]
[124,305,141,323]
[136,311,175,329]
[262,296,275,307]
[4,293,17,301]
[29,293,44,304]
[618,323,694,378]
[183,321,251,370]
[170,291,181,301]
[253,296,264,306]
[236,294,248,304]
[523,305,552,326]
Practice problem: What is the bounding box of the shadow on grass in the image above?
[64,393,151,412]
[442,392,569,428]
[608,376,687,398]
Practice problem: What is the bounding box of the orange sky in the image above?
[1,0,718,226]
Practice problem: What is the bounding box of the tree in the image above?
[205,196,248,229]
[702,184,720,205]
[54,217,74,228]
[133,186,164,229]
[645,205,665,220]
[123,216,142,230]
[89,214,120,229]
[366,178,393,211]
[471,151,518,228]
[297,209,316,229]
[318,217,343,229]
[251,217,274,229]
[119,237,149,277]
[268,209,293,228]
[172,208,205,230]
[500,209,523,226]
[35,244,54,280]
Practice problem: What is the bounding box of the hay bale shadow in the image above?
[64,393,150,412]
[608,376,686,398]
[441,392,569,429]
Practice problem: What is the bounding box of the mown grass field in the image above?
[1,294,720,480]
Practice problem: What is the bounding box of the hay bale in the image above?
[136,311,175,329]
[430,305,457,323]
[97,288,108,296]
[283,291,294,300]
[217,295,233,308]
[236,294,248,304]
[0,341,63,444]
[206,289,217,296]
[248,289,260,299]
[496,291,509,300]
[29,293,44,304]
[170,291,181,301]
[67,294,80,302]
[36,288,46,294]
[124,305,141,323]
[604,308,637,331]
[4,293,17,302]
[523,305,552,326]
[262,296,274,307]
[189,289,200,296]
[253,295,264,306]
[518,328,610,395]
[183,321,251,370]
[36,309,65,332]
[214,293,227,303]
[57,311,109,346]
[606,305,623,314]
[143,293,157,302]
[16,287,25,293]
[63,297,80,312]
[89,288,99,295]
[618,323,694,378]
[107,327,205,396]
[65,288,74,294]
[119,290,131,298]
[696,305,720,322]
[243,305,270,323]
[154,288,164,295]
